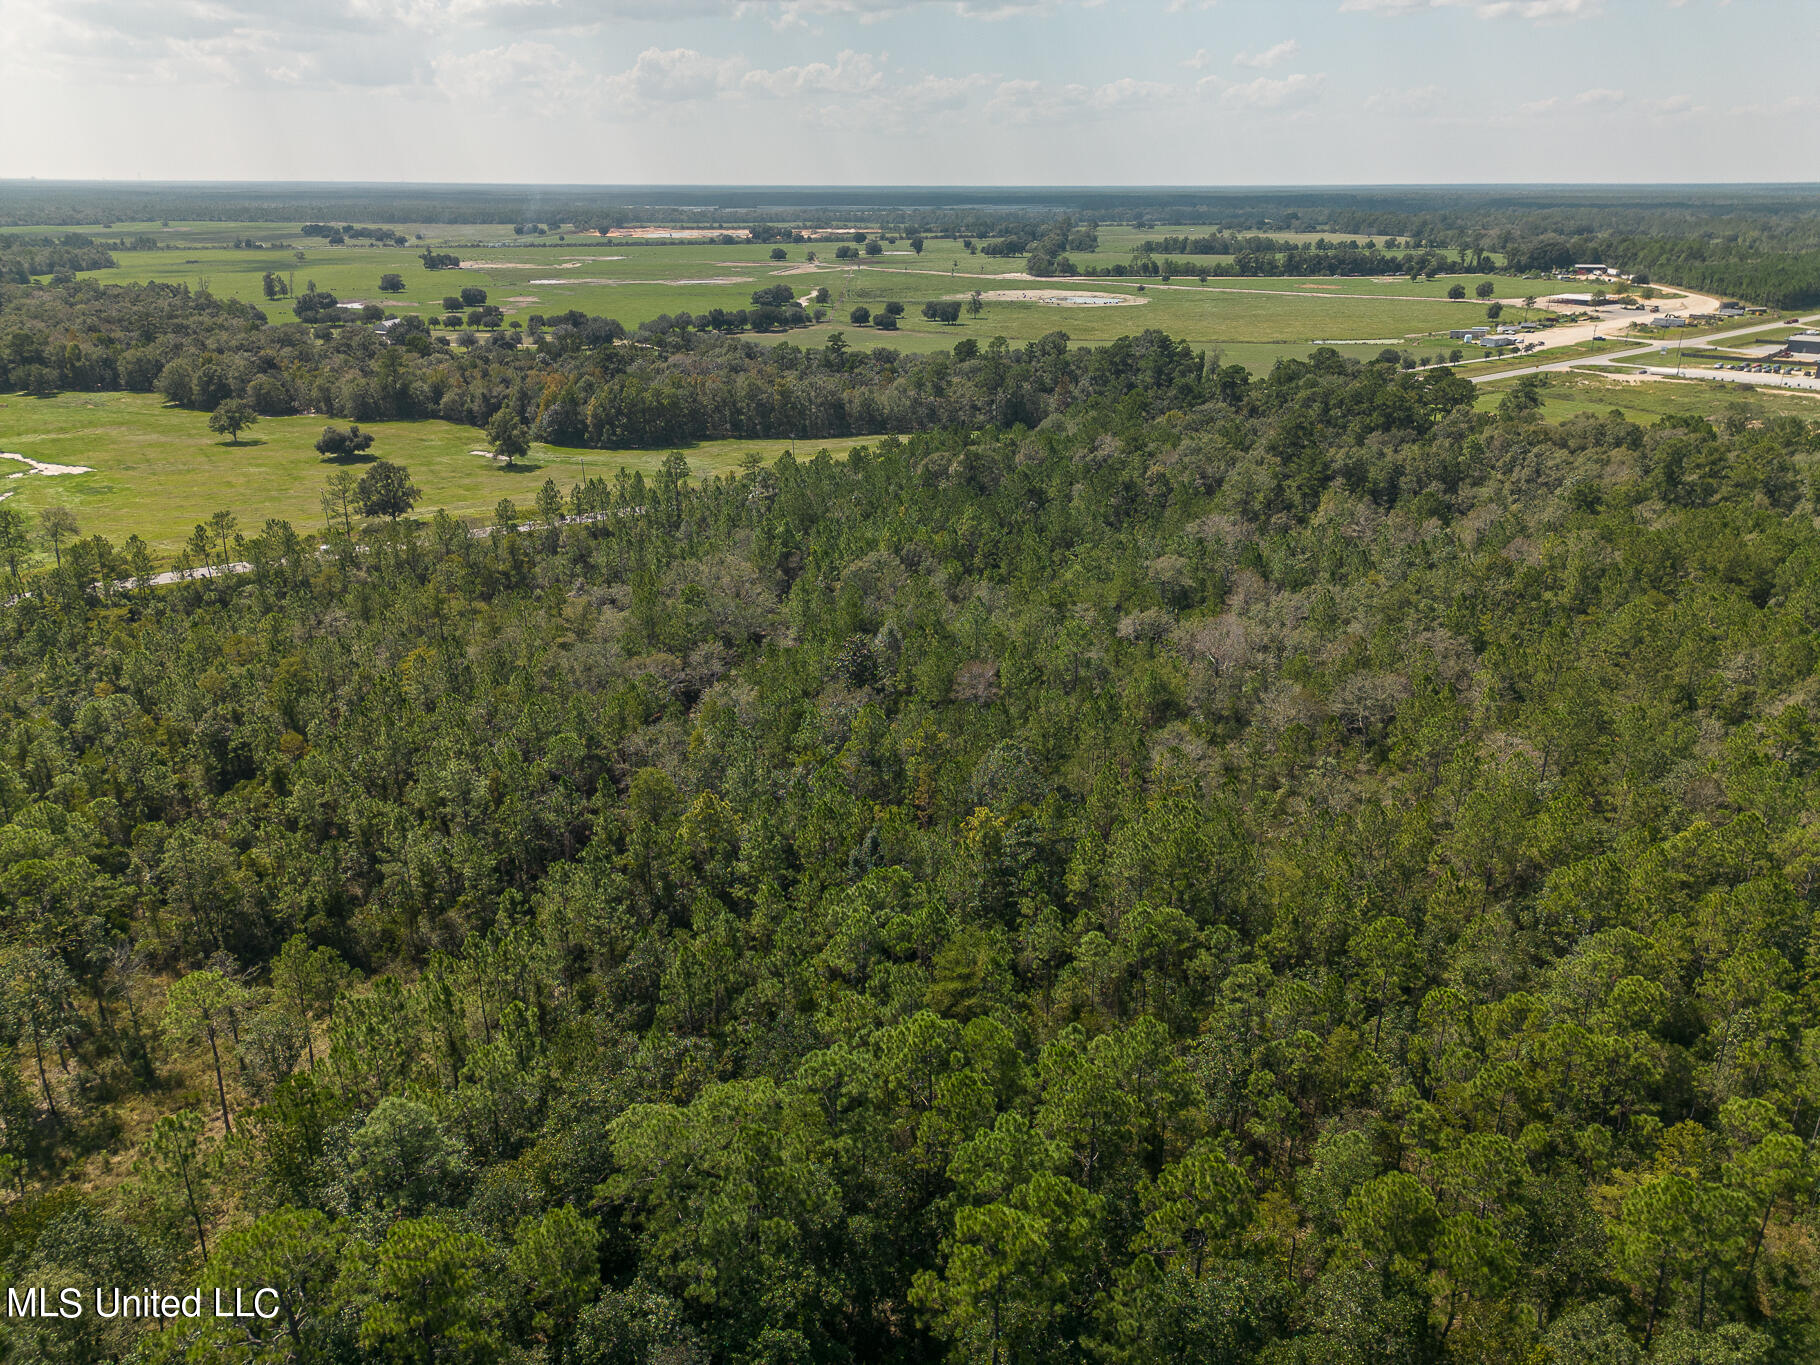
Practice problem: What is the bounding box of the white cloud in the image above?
[1477,0,1598,17]
[1203,71,1325,111]
[804,68,993,134]
[738,49,882,95]
[602,46,745,102]
[759,0,1063,21]
[0,0,1797,182]
[436,43,992,118]
[586,46,889,105]
[1518,85,1624,114]
[1363,83,1444,115]
[1339,0,1600,18]
[435,39,588,99]
[1234,39,1298,69]
[1727,93,1818,118]
[1089,76,1174,108]
[893,71,995,108]
[984,75,1177,122]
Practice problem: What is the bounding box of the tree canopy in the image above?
[0,318,1819,1364]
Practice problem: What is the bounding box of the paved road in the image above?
[1465,313,1820,384]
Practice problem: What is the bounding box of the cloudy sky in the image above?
[0,0,1811,185]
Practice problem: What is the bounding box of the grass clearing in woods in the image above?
[0,390,864,560]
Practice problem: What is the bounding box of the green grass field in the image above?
[11,367,1810,568]
[1474,370,1820,424]
[0,391,856,562]
[38,221,1542,369]
[0,221,1667,561]
[1447,336,1641,378]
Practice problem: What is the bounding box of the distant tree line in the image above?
[0,276,1290,449]
[1498,234,1820,309]
[301,223,409,246]
[1119,246,1466,282]
[0,234,117,285]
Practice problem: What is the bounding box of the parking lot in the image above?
[1636,363,1820,393]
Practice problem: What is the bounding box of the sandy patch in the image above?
[772,264,825,275]
[506,295,540,303]
[460,259,538,268]
[556,257,625,265]
[1298,284,1341,290]
[517,274,754,287]
[1,451,93,484]
[2,451,93,477]
[607,228,750,240]
[968,290,1148,307]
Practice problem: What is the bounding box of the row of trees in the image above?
[0,276,1222,449]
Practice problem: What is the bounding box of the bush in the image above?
[315,424,374,459]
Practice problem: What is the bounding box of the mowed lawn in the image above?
[0,391,845,561]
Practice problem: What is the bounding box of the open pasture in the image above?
[0,391,836,560]
[827,265,1545,349]
[42,221,1544,371]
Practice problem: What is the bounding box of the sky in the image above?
[0,0,1814,186]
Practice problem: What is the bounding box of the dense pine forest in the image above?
[3,341,1820,1365]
